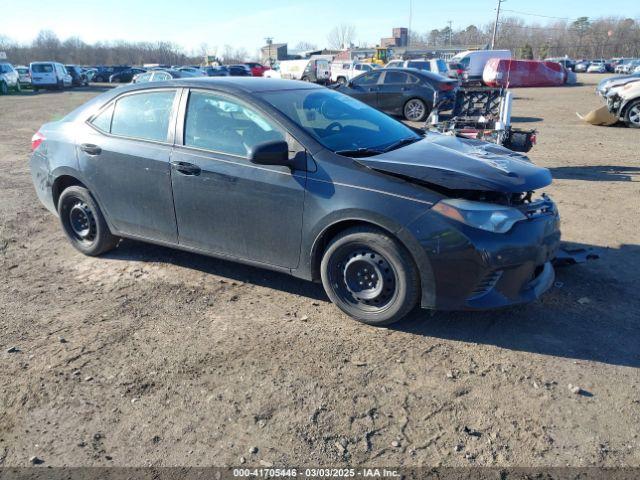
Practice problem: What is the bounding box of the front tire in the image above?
[15,81,21,93]
[320,226,420,326]
[58,186,119,256]
[0,81,7,95]
[624,100,640,129]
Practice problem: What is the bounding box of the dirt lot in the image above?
[1,74,639,468]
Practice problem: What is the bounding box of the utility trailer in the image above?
[429,87,537,153]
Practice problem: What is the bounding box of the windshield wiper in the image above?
[381,136,421,153]
[335,147,383,158]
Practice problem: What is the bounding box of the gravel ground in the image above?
[0,74,639,468]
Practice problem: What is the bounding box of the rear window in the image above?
[110,90,176,142]
[407,61,430,71]
[32,64,54,73]
[16,67,28,74]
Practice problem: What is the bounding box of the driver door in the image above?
[347,70,382,107]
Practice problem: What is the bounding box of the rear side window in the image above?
[383,71,409,84]
[32,64,54,73]
[110,90,176,142]
[91,104,114,132]
[184,90,284,157]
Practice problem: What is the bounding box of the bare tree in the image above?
[294,41,317,52]
[327,24,356,50]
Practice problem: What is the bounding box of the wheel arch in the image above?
[52,175,87,210]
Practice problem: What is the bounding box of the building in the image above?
[381,27,408,48]
[260,43,289,66]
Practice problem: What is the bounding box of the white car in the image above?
[587,62,607,73]
[29,62,72,91]
[385,58,449,77]
[0,62,21,94]
[607,80,640,128]
[330,62,375,84]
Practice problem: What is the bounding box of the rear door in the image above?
[377,70,413,114]
[169,89,306,267]
[77,88,180,242]
[31,63,56,86]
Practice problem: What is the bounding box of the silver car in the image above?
[0,62,21,94]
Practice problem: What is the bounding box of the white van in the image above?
[270,58,331,84]
[448,50,512,83]
[29,62,72,91]
[385,58,449,76]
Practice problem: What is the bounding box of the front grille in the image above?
[468,270,503,300]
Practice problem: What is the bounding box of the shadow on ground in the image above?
[511,116,544,123]
[550,165,640,182]
[106,239,640,368]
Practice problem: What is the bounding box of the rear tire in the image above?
[403,98,428,122]
[624,100,640,129]
[337,76,347,85]
[57,186,119,256]
[320,226,420,326]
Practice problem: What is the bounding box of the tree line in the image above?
[410,16,640,59]
[2,15,640,67]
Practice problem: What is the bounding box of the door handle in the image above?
[80,143,101,155]
[171,161,201,176]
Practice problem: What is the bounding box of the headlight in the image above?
[432,198,526,234]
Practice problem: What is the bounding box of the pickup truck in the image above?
[330,62,376,84]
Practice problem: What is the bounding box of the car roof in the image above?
[113,77,324,94]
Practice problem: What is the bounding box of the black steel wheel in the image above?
[320,226,420,325]
[58,186,119,256]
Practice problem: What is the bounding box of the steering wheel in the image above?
[325,122,343,134]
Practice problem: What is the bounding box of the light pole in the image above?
[491,0,505,50]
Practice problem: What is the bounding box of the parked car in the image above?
[93,66,130,82]
[545,57,575,71]
[587,61,607,73]
[132,69,187,83]
[265,58,331,84]
[606,80,640,128]
[29,62,72,91]
[83,68,98,82]
[447,49,512,83]
[228,64,252,76]
[0,62,21,94]
[109,68,146,83]
[596,73,640,97]
[177,67,207,77]
[330,61,376,84]
[573,61,591,73]
[29,77,560,325]
[614,59,636,74]
[385,58,449,76]
[204,66,230,77]
[65,65,89,86]
[245,62,269,76]
[15,65,31,87]
[335,68,458,121]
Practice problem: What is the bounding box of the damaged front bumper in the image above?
[407,196,561,311]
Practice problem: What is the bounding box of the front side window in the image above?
[352,71,381,86]
[110,90,176,142]
[184,91,284,157]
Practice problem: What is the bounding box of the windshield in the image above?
[259,88,420,153]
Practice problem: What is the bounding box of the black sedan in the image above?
[109,68,146,83]
[29,78,560,325]
[334,68,459,121]
[65,65,89,87]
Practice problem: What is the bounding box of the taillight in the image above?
[440,83,456,92]
[31,131,45,151]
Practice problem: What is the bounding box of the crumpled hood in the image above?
[356,134,552,193]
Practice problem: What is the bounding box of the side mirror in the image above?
[249,140,291,168]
